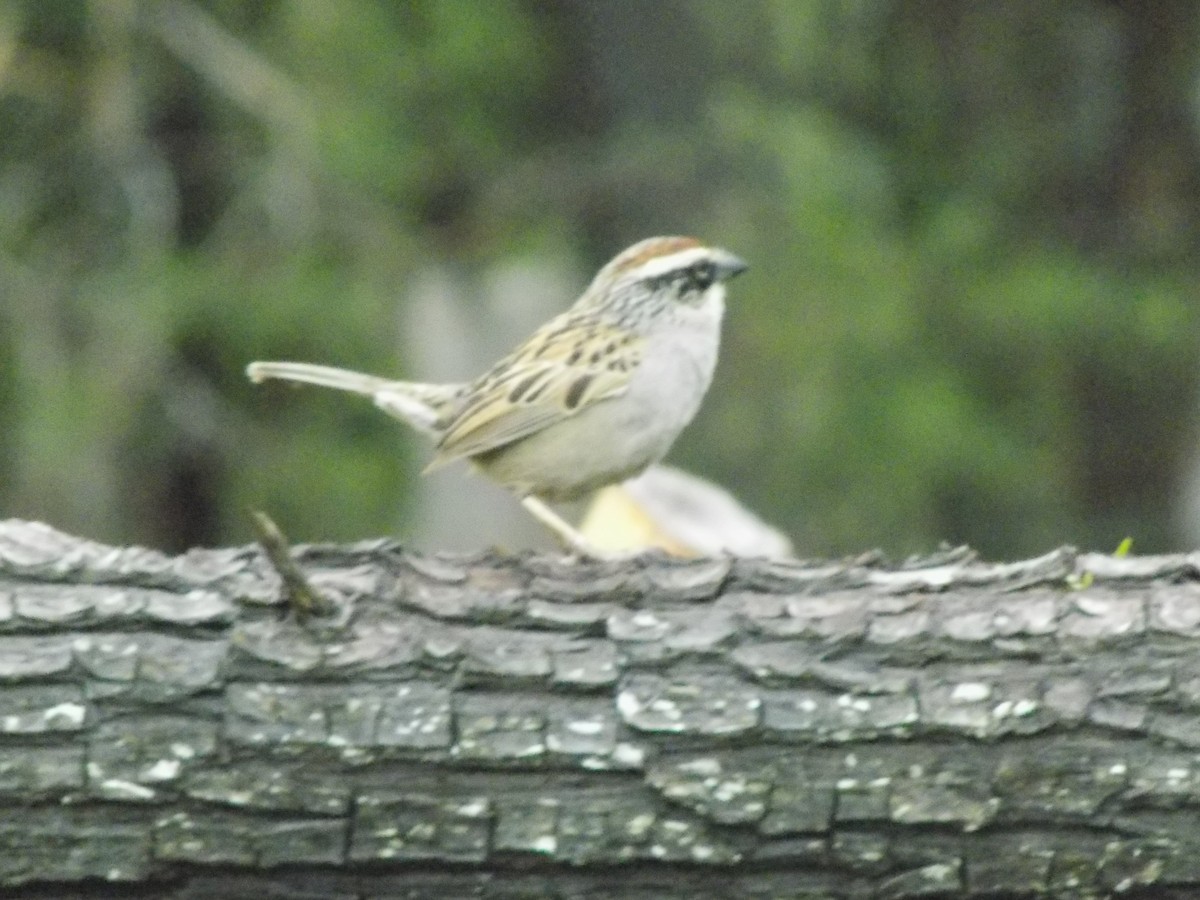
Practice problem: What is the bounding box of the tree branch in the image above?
[0,519,1195,897]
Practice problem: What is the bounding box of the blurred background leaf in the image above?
[3,0,1199,558]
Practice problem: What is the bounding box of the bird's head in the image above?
[581,237,748,322]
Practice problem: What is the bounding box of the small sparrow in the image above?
[247,237,747,554]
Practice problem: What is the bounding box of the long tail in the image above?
[246,360,457,435]
[247,361,394,395]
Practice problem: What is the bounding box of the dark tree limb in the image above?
[0,519,1199,898]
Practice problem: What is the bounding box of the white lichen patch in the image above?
[532,834,557,854]
[566,719,605,735]
[1011,698,1038,716]
[616,691,642,719]
[611,742,646,768]
[710,778,749,802]
[837,694,872,712]
[648,698,682,718]
[143,758,181,781]
[457,799,488,817]
[340,746,371,764]
[625,813,655,837]
[101,778,156,800]
[423,638,461,659]
[44,702,87,726]
[93,591,143,617]
[407,822,436,841]
[678,757,722,776]
[951,682,991,702]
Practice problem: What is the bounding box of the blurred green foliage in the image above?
[2,0,1199,557]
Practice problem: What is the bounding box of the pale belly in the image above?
[473,313,721,501]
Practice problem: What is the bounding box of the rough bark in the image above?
[1,519,1199,898]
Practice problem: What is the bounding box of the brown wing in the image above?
[424,313,643,470]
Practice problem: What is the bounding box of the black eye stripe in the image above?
[641,260,715,293]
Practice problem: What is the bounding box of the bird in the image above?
[246,236,747,554]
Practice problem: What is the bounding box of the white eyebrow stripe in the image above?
[623,247,712,281]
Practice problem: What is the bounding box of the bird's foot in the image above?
[519,496,617,559]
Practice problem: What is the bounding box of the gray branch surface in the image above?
[1,520,1200,898]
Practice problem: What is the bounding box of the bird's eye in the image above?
[688,261,715,291]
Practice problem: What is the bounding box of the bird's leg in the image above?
[520,496,598,556]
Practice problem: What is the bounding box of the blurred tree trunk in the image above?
[2,519,1200,897]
